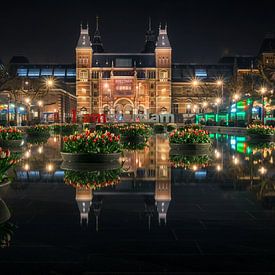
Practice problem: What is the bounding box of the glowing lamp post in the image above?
[260,87,266,125]
[216,79,224,106]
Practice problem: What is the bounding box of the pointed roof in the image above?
[259,33,275,55]
[76,23,92,49]
[92,16,104,53]
[156,200,170,224]
[142,17,156,53]
[156,23,171,49]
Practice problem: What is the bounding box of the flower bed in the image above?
[61,130,122,163]
[169,128,211,154]
[26,125,50,138]
[0,127,24,148]
[51,124,78,135]
[247,124,275,140]
[170,154,210,169]
[64,167,122,189]
[120,123,152,141]
[0,148,19,186]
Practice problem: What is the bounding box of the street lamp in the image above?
[216,79,224,107]
[260,87,266,125]
[215,97,221,114]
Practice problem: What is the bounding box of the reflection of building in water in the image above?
[75,187,92,225]
[154,135,171,224]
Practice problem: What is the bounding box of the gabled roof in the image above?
[92,16,104,53]
[141,18,156,53]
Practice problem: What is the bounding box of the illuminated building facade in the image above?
[76,21,172,117]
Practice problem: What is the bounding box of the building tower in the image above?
[92,16,104,53]
[75,186,93,226]
[142,17,156,53]
[258,33,275,67]
[154,135,171,225]
[155,23,172,113]
[76,23,93,114]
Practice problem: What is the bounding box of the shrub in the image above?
[26,125,50,137]
[247,124,275,135]
[62,130,122,154]
[153,123,165,133]
[167,123,177,132]
[169,128,211,144]
[0,121,8,127]
[0,127,23,140]
[21,120,28,126]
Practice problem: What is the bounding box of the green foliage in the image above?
[247,124,275,135]
[50,124,79,135]
[153,123,166,133]
[120,123,152,139]
[169,129,211,144]
[0,127,23,140]
[62,130,122,154]
[167,123,177,132]
[0,148,19,183]
[64,167,123,189]
[26,125,50,137]
[170,154,210,168]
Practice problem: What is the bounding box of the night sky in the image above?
[1,0,275,64]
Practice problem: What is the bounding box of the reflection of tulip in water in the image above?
[64,167,123,190]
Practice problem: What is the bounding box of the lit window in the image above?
[17,68,28,77]
[28,69,40,77]
[195,69,207,78]
[41,69,53,76]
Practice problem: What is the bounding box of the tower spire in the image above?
[148,17,152,31]
[92,16,104,53]
[96,15,99,31]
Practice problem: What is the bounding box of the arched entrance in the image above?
[114,98,134,121]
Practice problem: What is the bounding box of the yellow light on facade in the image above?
[259,166,267,175]
[233,157,239,165]
[46,163,54,172]
[104,83,109,89]
[233,93,240,101]
[187,104,191,109]
[202,101,208,107]
[24,150,31,158]
[216,98,221,104]
[37,146,43,154]
[25,97,31,104]
[23,163,30,171]
[37,100,43,107]
[215,150,221,159]
[53,137,57,143]
[216,80,223,86]
[216,164,222,171]
[192,165,198,171]
[46,79,54,88]
[260,87,266,94]
[191,79,199,87]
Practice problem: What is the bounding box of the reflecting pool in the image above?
[1,133,275,273]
